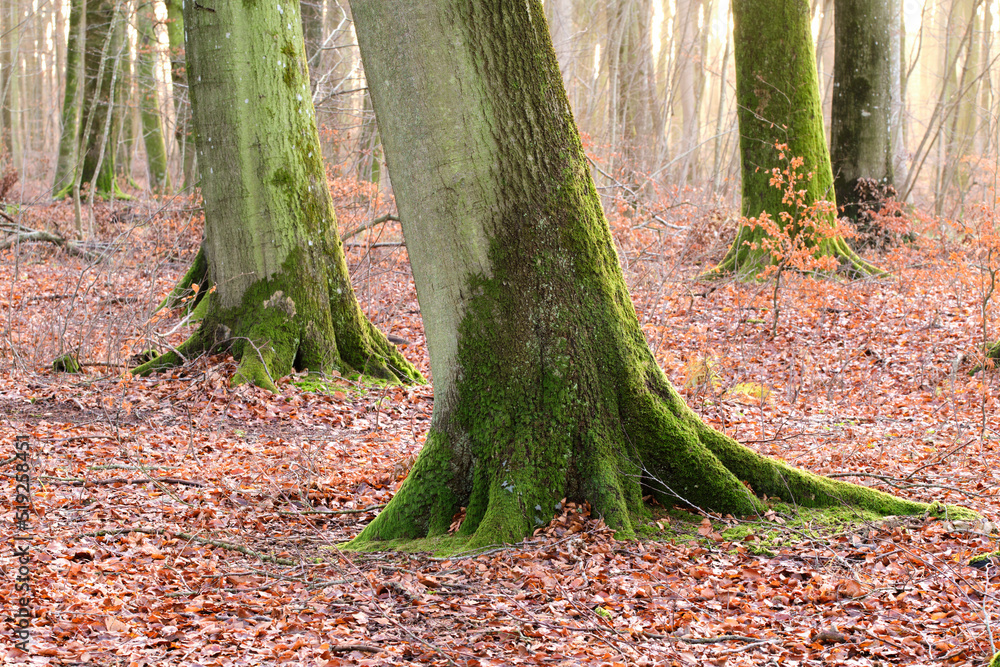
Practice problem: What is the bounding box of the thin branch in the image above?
[36,475,204,487]
[341,213,400,241]
[278,504,386,516]
[81,527,297,566]
[823,471,985,498]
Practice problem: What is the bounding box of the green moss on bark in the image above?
[710,0,881,279]
[345,0,955,554]
[134,0,422,390]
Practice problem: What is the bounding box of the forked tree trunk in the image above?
[134,0,420,390]
[713,0,880,278]
[349,0,936,551]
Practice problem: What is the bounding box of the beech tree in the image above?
[830,0,899,224]
[714,0,879,277]
[347,0,942,551]
[137,3,170,192]
[52,0,84,197]
[53,0,126,200]
[134,0,420,390]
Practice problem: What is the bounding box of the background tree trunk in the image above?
[59,0,125,199]
[53,0,85,197]
[830,0,898,224]
[135,0,420,390]
[714,0,879,277]
[350,0,932,551]
[137,2,169,191]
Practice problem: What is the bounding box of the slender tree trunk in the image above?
[713,0,880,278]
[1,0,21,166]
[607,0,658,179]
[892,0,909,195]
[944,0,980,210]
[301,0,324,73]
[349,0,936,551]
[137,4,169,191]
[830,0,898,223]
[53,0,85,197]
[814,0,835,132]
[162,0,194,188]
[61,0,125,199]
[673,0,701,183]
[134,0,421,390]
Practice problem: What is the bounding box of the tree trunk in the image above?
[56,0,125,200]
[301,0,324,72]
[830,0,898,224]
[713,0,880,278]
[607,0,658,179]
[349,0,936,551]
[137,5,170,191]
[672,0,701,183]
[162,0,194,188]
[134,0,421,390]
[53,0,85,197]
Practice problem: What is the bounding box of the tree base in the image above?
[135,252,423,391]
[346,369,971,552]
[704,228,884,281]
[970,341,1000,374]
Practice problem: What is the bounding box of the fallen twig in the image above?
[279,504,385,516]
[81,527,297,566]
[330,644,381,653]
[37,475,204,487]
[0,217,102,259]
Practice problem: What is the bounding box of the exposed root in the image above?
[346,373,958,553]
[705,225,884,281]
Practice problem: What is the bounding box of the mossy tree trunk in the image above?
[52,0,85,197]
[75,0,125,199]
[137,5,170,192]
[830,0,898,224]
[134,0,421,391]
[349,0,932,551]
[713,0,880,278]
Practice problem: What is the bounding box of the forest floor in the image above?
[0,185,999,666]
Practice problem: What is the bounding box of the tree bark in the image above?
[53,0,86,197]
[349,0,936,551]
[76,0,126,199]
[134,0,421,390]
[830,0,898,224]
[137,4,170,191]
[712,0,880,278]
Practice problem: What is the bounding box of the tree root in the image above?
[704,225,884,280]
[347,371,972,553]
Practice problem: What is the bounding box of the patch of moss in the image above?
[52,354,81,373]
[337,533,489,558]
[291,375,351,395]
[969,550,1000,568]
[637,501,973,556]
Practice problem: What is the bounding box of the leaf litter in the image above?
[0,191,998,666]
